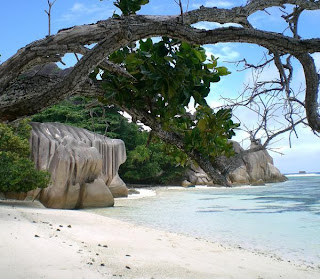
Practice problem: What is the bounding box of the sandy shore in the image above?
[0,200,319,279]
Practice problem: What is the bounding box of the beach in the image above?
[1,199,319,279]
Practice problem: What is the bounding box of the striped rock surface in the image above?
[29,122,127,209]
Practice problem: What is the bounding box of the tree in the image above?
[1,0,320,185]
[0,120,50,193]
[94,37,239,185]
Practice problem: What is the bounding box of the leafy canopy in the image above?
[95,38,238,162]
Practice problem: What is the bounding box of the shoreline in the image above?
[1,199,319,279]
[112,185,318,267]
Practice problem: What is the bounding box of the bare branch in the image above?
[44,0,57,36]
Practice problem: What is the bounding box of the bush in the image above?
[119,139,187,185]
[0,121,50,193]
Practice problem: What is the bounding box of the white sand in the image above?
[0,200,319,279]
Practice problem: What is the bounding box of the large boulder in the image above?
[233,141,287,184]
[186,165,214,186]
[186,141,287,186]
[108,174,128,198]
[27,122,127,209]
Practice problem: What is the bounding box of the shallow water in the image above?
[86,174,320,266]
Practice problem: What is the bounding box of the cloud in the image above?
[208,99,225,108]
[70,3,86,13]
[192,21,242,30]
[58,2,113,26]
[229,107,320,173]
[204,44,240,62]
[271,127,320,173]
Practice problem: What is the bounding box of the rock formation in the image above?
[186,141,287,186]
[28,122,127,209]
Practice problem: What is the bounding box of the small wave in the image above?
[125,189,156,199]
[231,185,262,189]
[166,186,185,190]
[168,185,265,190]
[167,185,209,189]
[195,185,208,189]
[285,173,320,177]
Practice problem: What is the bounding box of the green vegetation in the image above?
[100,0,149,17]
[0,120,50,193]
[32,39,238,185]
[96,38,238,164]
[123,137,188,184]
[32,97,187,184]
[31,5,238,185]
[113,0,149,16]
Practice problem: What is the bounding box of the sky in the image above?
[1,0,320,173]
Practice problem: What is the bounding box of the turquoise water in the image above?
[86,175,320,266]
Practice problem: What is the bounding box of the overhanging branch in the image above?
[0,0,319,132]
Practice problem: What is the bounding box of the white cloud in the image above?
[271,127,320,173]
[192,21,242,30]
[58,2,113,25]
[208,99,225,108]
[70,2,106,14]
[204,44,240,62]
[70,3,86,13]
[230,107,320,173]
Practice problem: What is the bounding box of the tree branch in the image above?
[0,1,319,132]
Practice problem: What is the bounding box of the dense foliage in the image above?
[0,120,50,193]
[32,97,187,184]
[96,38,239,164]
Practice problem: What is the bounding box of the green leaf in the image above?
[197,119,207,131]
[181,41,191,51]
[192,49,206,62]
[140,38,153,52]
[205,63,215,69]
[140,0,149,5]
[216,66,230,76]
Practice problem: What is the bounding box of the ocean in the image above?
[86,174,320,267]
